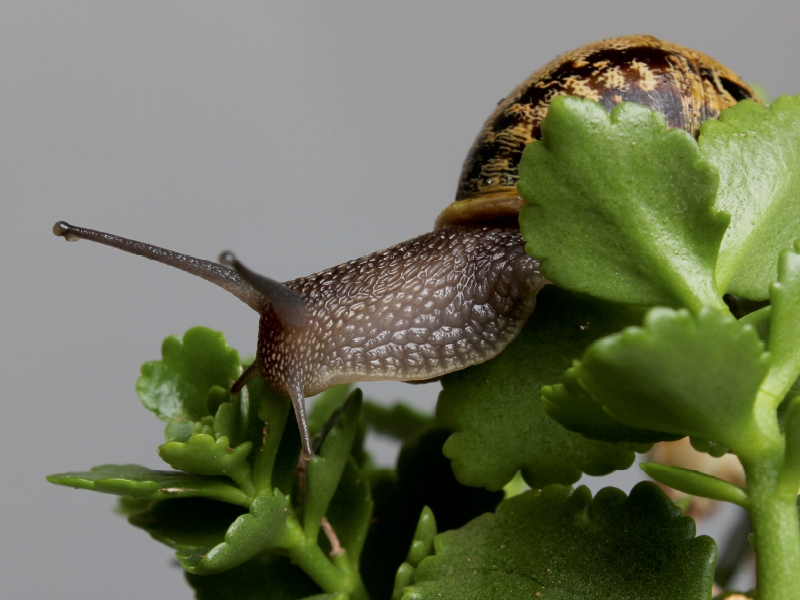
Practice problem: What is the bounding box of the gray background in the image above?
[3,1,799,598]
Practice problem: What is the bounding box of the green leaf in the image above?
[126,498,246,553]
[185,554,320,600]
[307,384,373,471]
[164,419,195,443]
[641,462,748,507]
[305,390,363,543]
[394,430,504,532]
[576,307,770,457]
[325,457,372,565]
[761,241,800,405]
[137,327,241,423]
[543,367,678,445]
[158,434,254,495]
[270,398,303,497]
[250,382,293,495]
[363,401,435,442]
[405,482,716,600]
[740,305,772,343]
[115,496,151,517]
[211,385,257,448]
[689,436,730,458]
[779,396,800,496]
[46,464,251,506]
[700,95,800,298]
[360,430,503,600]
[406,506,437,567]
[392,563,416,600]
[518,96,727,312]
[308,384,354,436]
[178,491,294,574]
[392,507,438,600]
[207,384,232,418]
[437,286,643,491]
[502,472,529,499]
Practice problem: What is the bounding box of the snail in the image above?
[53,35,756,460]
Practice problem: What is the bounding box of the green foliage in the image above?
[405,507,436,567]
[185,554,321,600]
[305,392,363,544]
[137,327,242,423]
[640,463,749,507]
[543,367,678,445]
[403,483,716,600]
[48,91,800,599]
[362,402,434,442]
[46,464,253,506]
[178,491,294,574]
[391,507,437,600]
[437,286,644,491]
[50,328,373,598]
[574,308,769,456]
[361,429,503,599]
[515,93,800,600]
[126,498,246,553]
[779,396,800,495]
[761,242,800,406]
[325,458,372,562]
[250,382,294,494]
[518,96,728,312]
[159,435,254,494]
[700,96,800,298]
[308,384,356,436]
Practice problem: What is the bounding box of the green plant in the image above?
[49,93,800,599]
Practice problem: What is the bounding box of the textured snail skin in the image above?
[257,226,545,398]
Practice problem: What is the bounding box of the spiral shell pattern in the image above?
[437,35,756,228]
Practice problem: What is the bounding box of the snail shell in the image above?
[54,35,755,458]
[437,34,756,228]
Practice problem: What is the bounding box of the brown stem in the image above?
[321,516,344,556]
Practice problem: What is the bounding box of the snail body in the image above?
[54,35,756,458]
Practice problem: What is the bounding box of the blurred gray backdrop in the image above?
[3,1,799,598]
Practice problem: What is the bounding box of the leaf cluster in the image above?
[48,93,800,599]
[515,95,800,599]
[48,328,502,598]
[518,96,800,484]
[51,329,370,596]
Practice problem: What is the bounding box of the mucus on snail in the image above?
[53,35,757,460]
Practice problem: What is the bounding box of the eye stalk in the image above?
[218,251,309,330]
[52,220,265,312]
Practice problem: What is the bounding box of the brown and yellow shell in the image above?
[436,35,757,229]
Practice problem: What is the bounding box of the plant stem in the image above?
[681,285,730,317]
[332,551,369,600]
[287,541,350,593]
[282,518,367,597]
[742,457,800,600]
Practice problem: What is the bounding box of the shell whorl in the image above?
[437,35,757,228]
